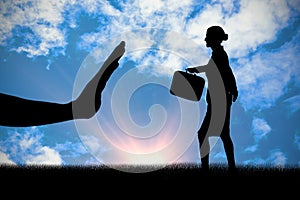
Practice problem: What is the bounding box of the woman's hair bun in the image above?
[223,33,228,41]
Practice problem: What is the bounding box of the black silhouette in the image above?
[0,41,125,127]
[186,26,238,171]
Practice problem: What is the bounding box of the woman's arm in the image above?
[0,41,125,127]
[186,63,209,73]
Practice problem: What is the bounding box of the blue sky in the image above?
[0,0,300,171]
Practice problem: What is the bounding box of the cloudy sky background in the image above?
[0,0,299,168]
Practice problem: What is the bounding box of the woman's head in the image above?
[205,26,228,47]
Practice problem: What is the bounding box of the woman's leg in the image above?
[198,126,210,169]
[198,92,211,169]
[220,95,236,169]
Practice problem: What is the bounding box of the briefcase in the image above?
[170,70,205,101]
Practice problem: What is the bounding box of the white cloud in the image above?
[0,127,101,166]
[234,41,299,110]
[267,149,287,167]
[287,0,300,12]
[138,0,164,16]
[84,156,101,165]
[0,0,296,62]
[80,28,207,78]
[245,144,258,153]
[54,141,88,157]
[0,0,68,57]
[215,0,235,13]
[284,95,300,114]
[26,146,62,165]
[0,0,298,112]
[79,29,155,63]
[0,151,16,165]
[77,0,101,14]
[137,50,191,77]
[214,151,226,159]
[123,0,193,32]
[186,0,291,57]
[224,0,290,57]
[80,134,110,160]
[243,157,266,166]
[0,127,63,165]
[243,149,287,167]
[186,3,224,46]
[252,118,271,141]
[19,133,38,151]
[161,30,209,65]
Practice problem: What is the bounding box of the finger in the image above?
[112,41,126,59]
[105,41,126,64]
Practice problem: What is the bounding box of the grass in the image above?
[1,162,299,178]
[1,163,298,194]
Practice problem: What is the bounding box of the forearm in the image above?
[0,94,73,127]
[186,65,206,73]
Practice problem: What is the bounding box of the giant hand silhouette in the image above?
[0,41,126,127]
[73,41,126,119]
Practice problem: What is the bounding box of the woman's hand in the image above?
[186,67,198,73]
[232,91,238,102]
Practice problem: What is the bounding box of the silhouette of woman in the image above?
[0,41,125,127]
[186,26,238,171]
